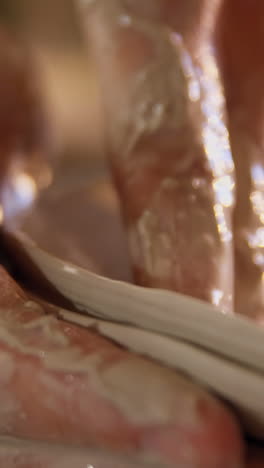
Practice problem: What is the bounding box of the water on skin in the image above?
[84,0,234,312]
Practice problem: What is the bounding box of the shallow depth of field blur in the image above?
[0,0,106,169]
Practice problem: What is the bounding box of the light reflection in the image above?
[214,203,224,217]
[63,264,78,275]
[179,43,194,78]
[248,228,264,249]
[203,127,234,177]
[250,191,264,217]
[214,203,232,242]
[204,53,219,80]
[199,47,234,249]
[254,252,264,267]
[119,14,132,26]
[201,46,234,178]
[213,175,234,207]
[248,162,264,269]
[248,157,264,271]
[188,80,200,102]
[171,33,200,102]
[211,288,223,307]
[174,34,235,255]
[251,163,264,188]
[192,177,204,189]
[219,226,232,243]
[172,36,234,269]
[12,172,37,210]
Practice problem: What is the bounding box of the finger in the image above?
[80,0,234,312]
[0,267,243,467]
[217,0,264,320]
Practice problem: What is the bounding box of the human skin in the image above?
[83,0,234,313]
[217,0,264,321]
[1,5,264,466]
[0,267,243,467]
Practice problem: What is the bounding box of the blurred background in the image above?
[0,0,105,169]
[0,1,133,285]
